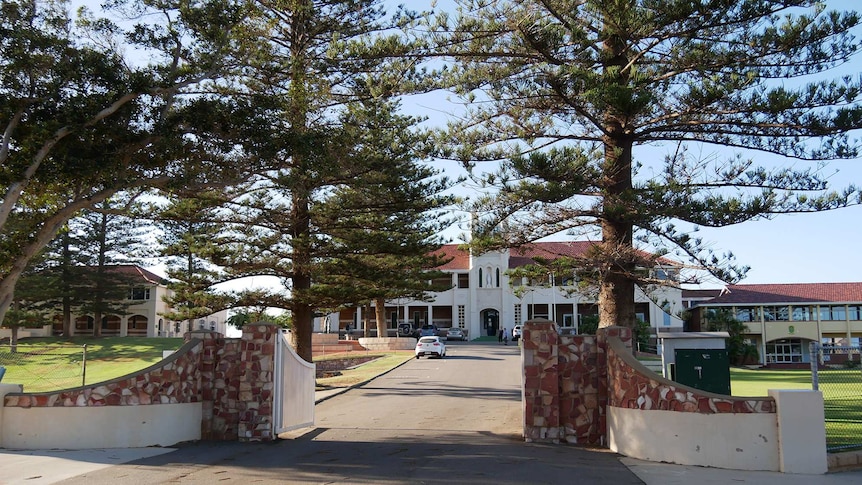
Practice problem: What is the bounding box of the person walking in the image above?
[498,327,503,342]
[502,327,508,345]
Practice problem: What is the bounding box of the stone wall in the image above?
[3,323,284,445]
[522,320,776,447]
[606,333,775,414]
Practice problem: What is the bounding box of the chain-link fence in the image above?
[810,342,862,452]
[0,344,87,392]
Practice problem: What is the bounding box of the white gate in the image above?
[273,329,316,434]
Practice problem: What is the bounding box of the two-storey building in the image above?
[318,242,685,339]
[687,283,862,366]
[49,265,229,338]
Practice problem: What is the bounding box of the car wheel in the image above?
[415,354,420,359]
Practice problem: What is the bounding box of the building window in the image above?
[762,306,789,321]
[457,305,465,328]
[791,306,812,321]
[432,275,453,289]
[735,307,759,322]
[495,268,500,287]
[129,315,147,329]
[821,305,847,321]
[529,304,549,319]
[457,273,470,288]
[849,306,861,321]
[833,306,847,321]
[478,268,483,287]
[514,304,522,326]
[129,287,150,300]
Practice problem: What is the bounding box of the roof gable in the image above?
[433,241,675,271]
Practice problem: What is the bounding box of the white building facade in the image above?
[318,242,684,339]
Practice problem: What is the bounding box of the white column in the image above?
[120,316,128,337]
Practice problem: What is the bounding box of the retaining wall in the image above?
[1,323,284,449]
[522,319,828,474]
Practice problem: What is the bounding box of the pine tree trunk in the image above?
[598,23,637,330]
[375,297,387,338]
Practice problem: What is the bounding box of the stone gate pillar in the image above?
[237,323,278,442]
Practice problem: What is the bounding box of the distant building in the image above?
[316,242,685,340]
[48,265,228,338]
[688,282,862,366]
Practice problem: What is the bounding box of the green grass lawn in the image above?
[0,337,184,392]
[729,367,814,396]
[729,367,862,451]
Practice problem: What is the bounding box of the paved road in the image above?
[51,341,643,484]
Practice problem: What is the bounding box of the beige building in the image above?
[687,283,862,366]
[48,265,228,338]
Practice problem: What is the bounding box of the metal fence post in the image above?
[809,341,819,391]
[82,344,87,387]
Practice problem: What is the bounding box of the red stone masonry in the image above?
[605,333,775,414]
[522,321,775,447]
[3,339,205,408]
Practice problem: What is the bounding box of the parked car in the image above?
[512,325,522,341]
[445,327,465,341]
[419,324,438,337]
[415,336,446,359]
[397,323,413,337]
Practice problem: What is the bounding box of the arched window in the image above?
[495,267,500,287]
[478,267,483,287]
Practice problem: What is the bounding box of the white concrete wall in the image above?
[608,390,830,474]
[608,406,781,471]
[1,403,202,449]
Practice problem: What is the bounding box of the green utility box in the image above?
[672,349,731,395]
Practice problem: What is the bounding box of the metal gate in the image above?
[810,342,862,452]
[273,329,316,434]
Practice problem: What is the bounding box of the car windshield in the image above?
[418,337,437,343]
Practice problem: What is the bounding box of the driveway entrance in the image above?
[55,342,643,484]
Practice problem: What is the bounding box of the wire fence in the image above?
[811,342,862,452]
[0,344,87,392]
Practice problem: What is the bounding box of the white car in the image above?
[512,325,522,341]
[445,327,465,341]
[415,336,446,359]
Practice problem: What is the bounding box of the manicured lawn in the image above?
[0,337,184,392]
[729,367,813,396]
[729,367,862,451]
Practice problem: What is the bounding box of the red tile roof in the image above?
[508,241,599,269]
[704,283,862,305]
[432,245,471,270]
[432,241,674,271]
[107,265,167,285]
